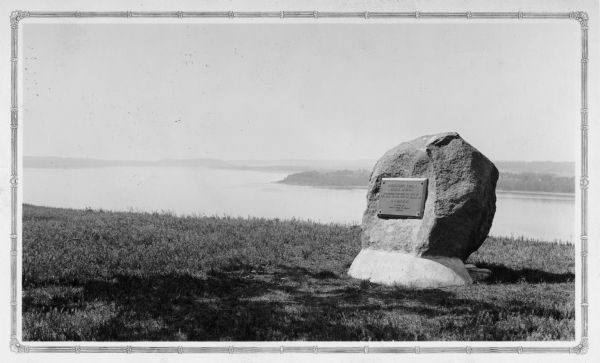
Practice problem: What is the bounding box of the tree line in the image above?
[279,170,575,194]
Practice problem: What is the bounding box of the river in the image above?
[23,166,575,243]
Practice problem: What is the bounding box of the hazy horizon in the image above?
[23,23,579,163]
[23,155,576,163]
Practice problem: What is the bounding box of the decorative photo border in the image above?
[8,10,589,354]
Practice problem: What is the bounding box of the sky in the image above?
[22,22,580,162]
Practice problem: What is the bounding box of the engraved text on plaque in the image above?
[377,177,428,219]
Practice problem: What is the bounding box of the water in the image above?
[23,167,575,243]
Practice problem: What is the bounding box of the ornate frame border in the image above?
[8,10,590,354]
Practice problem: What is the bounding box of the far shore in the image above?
[495,190,575,198]
[276,181,576,198]
[276,168,575,195]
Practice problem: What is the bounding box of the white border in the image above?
[2,1,595,359]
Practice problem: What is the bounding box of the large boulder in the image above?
[348,132,498,288]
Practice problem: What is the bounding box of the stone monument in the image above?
[348,132,498,288]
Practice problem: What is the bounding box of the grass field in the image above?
[22,204,575,341]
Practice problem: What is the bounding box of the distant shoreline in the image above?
[495,190,575,198]
[23,156,575,175]
[24,157,576,195]
[277,169,575,195]
[276,182,575,197]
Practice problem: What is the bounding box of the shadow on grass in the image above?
[475,263,574,284]
[23,264,575,341]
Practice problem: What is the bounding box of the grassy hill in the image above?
[23,204,574,341]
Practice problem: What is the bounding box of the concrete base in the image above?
[348,249,472,289]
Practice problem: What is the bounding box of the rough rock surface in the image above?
[348,132,498,288]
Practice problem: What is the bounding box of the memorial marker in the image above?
[349,132,498,288]
[377,177,428,219]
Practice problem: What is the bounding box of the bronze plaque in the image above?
[377,177,428,219]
